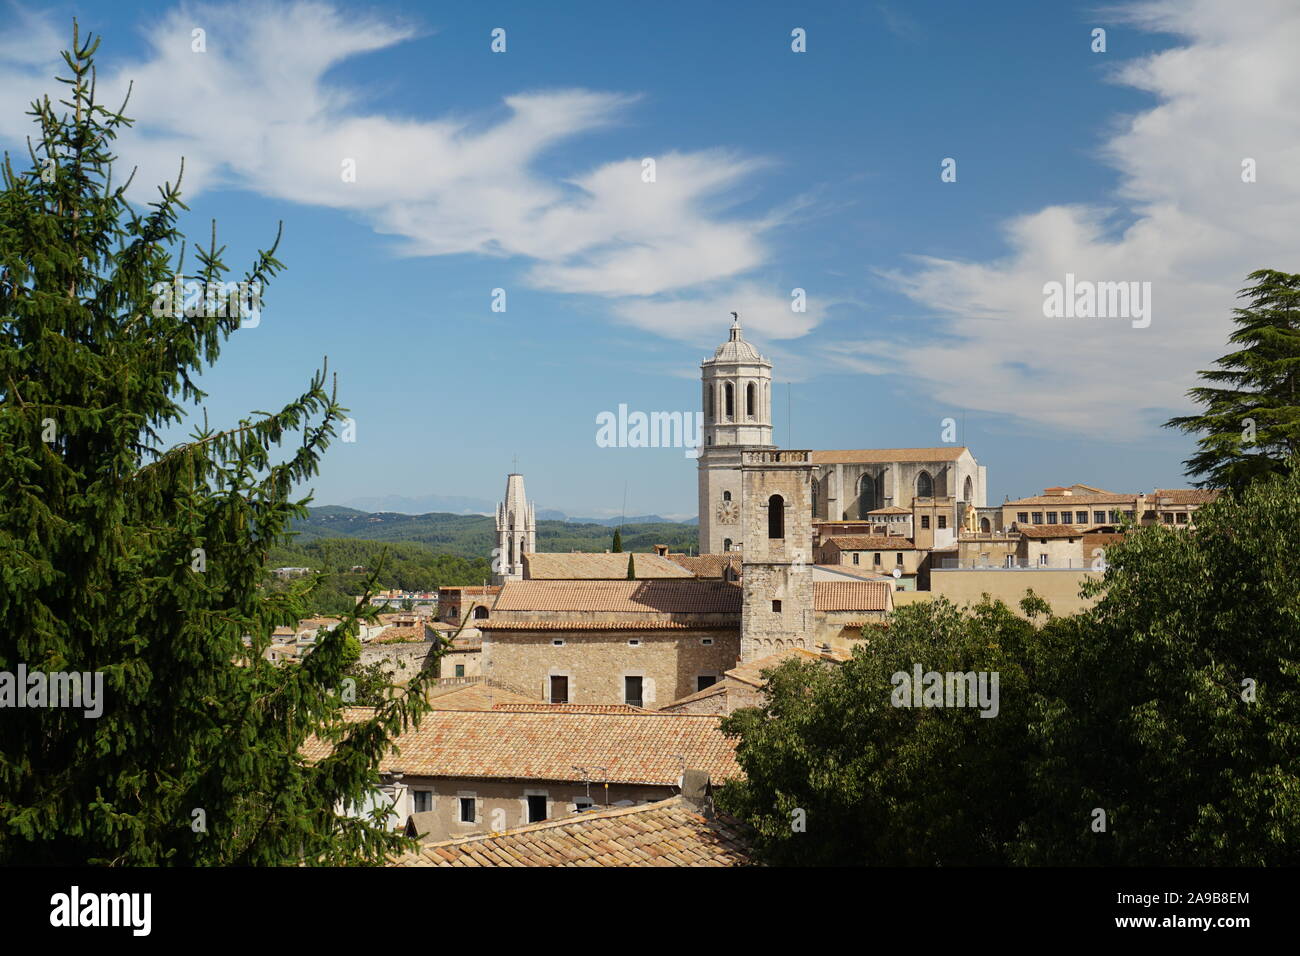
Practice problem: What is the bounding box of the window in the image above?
[724,383,734,419]
[552,639,565,646]
[938,516,947,529]
[921,516,930,530]
[454,664,465,677]
[916,471,933,498]
[413,791,432,813]
[858,474,877,518]
[1046,511,1058,524]
[627,639,641,646]
[1039,553,1049,566]
[873,553,881,565]
[1031,512,1043,523]
[963,476,974,502]
[701,637,714,646]
[707,385,714,421]
[852,552,860,565]
[896,553,903,565]
[723,538,732,552]
[697,675,718,691]
[574,798,594,812]
[1109,510,1120,523]
[549,675,568,704]
[527,795,547,824]
[746,382,756,418]
[771,600,782,612]
[1076,511,1087,523]
[1163,513,1174,523]
[723,490,731,502]
[474,605,488,620]
[1094,510,1106,523]
[1175,512,1188,523]
[624,676,644,708]
[768,495,785,539]
[1006,555,1016,568]
[1017,512,1029,523]
[459,797,476,823]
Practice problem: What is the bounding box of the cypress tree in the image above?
[626,554,635,579]
[611,528,622,552]
[1165,269,1300,489]
[0,25,435,865]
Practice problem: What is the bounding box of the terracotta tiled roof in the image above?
[524,552,695,580]
[1153,489,1220,504]
[823,535,916,550]
[726,648,847,687]
[493,580,741,614]
[660,678,741,710]
[304,710,739,786]
[812,581,892,611]
[424,682,537,710]
[1015,524,1088,539]
[811,447,969,464]
[812,563,891,580]
[491,703,655,714]
[478,620,736,631]
[663,553,743,578]
[392,796,751,867]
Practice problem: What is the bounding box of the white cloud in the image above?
[871,0,1300,438]
[0,1,791,310]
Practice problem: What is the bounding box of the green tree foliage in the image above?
[720,474,1299,865]
[1165,269,1300,490]
[626,554,635,579]
[612,527,623,553]
[0,27,436,864]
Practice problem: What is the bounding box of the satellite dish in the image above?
[892,567,902,579]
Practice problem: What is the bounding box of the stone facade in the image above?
[495,473,536,583]
[479,626,740,708]
[739,449,816,662]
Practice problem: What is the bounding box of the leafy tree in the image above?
[1165,269,1300,490]
[0,26,437,865]
[717,597,1034,865]
[718,473,1300,865]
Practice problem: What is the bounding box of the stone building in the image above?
[494,472,536,583]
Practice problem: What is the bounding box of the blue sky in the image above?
[3,0,1297,518]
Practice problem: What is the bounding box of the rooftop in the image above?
[493,579,741,614]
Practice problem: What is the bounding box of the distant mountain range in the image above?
[336,494,695,526]
[292,506,701,556]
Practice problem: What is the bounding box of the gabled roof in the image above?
[392,796,751,867]
[663,553,743,578]
[493,580,741,614]
[811,447,969,464]
[1153,489,1220,504]
[490,702,655,715]
[425,682,537,710]
[524,552,694,580]
[813,581,893,611]
[1015,524,1088,539]
[823,535,917,550]
[304,710,739,786]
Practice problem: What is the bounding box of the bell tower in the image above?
[697,314,774,554]
[495,471,535,583]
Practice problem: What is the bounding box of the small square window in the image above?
[413,791,432,813]
[938,516,947,529]
[697,675,718,691]
[459,797,475,823]
[1031,512,1043,524]
[772,600,782,612]
[1046,511,1058,524]
[921,516,931,529]
[701,638,713,646]
[627,638,641,646]
[574,798,594,813]
[1017,512,1029,523]
[1094,511,1106,523]
[454,664,465,677]
[552,639,565,646]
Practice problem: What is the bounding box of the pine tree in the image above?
[0,25,436,865]
[1165,269,1300,489]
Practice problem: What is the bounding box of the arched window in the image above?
[768,494,785,539]
[723,491,731,502]
[724,383,734,419]
[508,536,514,565]
[746,382,756,418]
[980,517,991,533]
[474,605,488,620]
[858,474,876,519]
[916,471,934,498]
[707,385,714,422]
[963,475,974,502]
[723,538,733,552]
[811,481,818,518]
[519,537,527,560]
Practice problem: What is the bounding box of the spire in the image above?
[729,311,741,341]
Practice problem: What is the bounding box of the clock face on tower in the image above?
[716,499,739,524]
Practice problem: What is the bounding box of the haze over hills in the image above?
[290,507,701,557]
[334,494,694,526]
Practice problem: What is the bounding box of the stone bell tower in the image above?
[697,313,774,555]
[739,449,815,662]
[494,472,535,583]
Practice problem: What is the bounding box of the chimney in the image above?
[653,543,669,557]
[680,769,712,814]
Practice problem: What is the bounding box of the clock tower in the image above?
[697,314,774,554]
